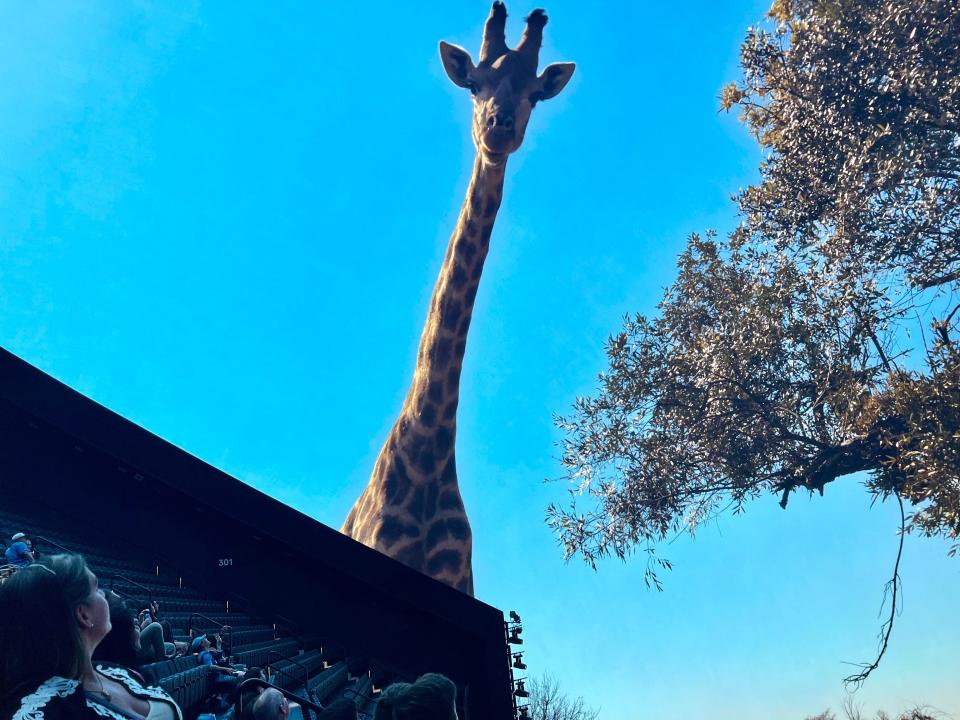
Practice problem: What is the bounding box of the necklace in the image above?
[85,674,112,702]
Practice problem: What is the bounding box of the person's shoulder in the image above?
[9,676,82,720]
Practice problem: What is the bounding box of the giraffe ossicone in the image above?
[341,3,575,596]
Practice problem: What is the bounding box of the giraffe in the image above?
[341,2,575,596]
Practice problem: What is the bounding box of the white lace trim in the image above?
[12,677,80,720]
[93,666,181,720]
[85,702,132,720]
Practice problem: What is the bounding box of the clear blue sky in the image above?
[1,3,957,718]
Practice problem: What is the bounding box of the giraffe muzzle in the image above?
[481,118,516,155]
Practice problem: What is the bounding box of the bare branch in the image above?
[843,493,906,688]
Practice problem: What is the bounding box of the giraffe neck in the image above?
[339,152,506,596]
[401,152,506,430]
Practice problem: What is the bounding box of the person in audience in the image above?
[317,699,358,720]
[94,594,173,668]
[4,533,35,568]
[136,603,187,657]
[250,689,290,720]
[374,673,458,720]
[0,553,182,720]
[196,634,235,672]
[194,633,251,705]
[137,601,160,629]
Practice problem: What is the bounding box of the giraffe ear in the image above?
[439,41,476,89]
[537,62,576,101]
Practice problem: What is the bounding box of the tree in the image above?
[526,673,600,720]
[547,0,960,681]
[803,697,945,720]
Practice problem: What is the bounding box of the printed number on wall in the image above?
[218,558,233,567]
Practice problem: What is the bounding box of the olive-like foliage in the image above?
[549,0,960,591]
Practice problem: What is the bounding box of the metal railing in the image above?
[266,650,309,689]
[109,574,153,609]
[34,535,72,556]
[341,686,377,704]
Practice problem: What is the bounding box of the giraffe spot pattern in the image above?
[438,490,463,511]
[426,549,463,575]
[443,401,458,421]
[457,314,472,336]
[420,403,437,427]
[431,337,452,367]
[384,465,411,505]
[455,577,471,594]
[394,542,426,570]
[461,240,477,263]
[425,517,470,548]
[464,285,478,305]
[425,520,447,547]
[428,380,444,404]
[442,299,462,331]
[440,458,458,485]
[471,260,484,280]
[377,515,420,545]
[451,263,468,288]
[407,432,437,475]
[447,364,462,395]
[424,484,439,522]
[466,219,477,237]
[484,195,497,218]
[435,426,453,456]
[409,486,426,522]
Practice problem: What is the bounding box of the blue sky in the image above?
[1,2,957,718]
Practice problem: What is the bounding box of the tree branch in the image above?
[843,492,905,688]
[917,268,960,290]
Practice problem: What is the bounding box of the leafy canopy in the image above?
[548,0,960,587]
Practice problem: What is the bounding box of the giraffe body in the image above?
[342,3,575,596]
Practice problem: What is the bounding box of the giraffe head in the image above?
[440,3,575,162]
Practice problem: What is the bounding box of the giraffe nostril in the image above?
[487,113,514,131]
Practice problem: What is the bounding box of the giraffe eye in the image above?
[466,81,479,96]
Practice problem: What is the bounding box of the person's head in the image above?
[374,674,458,720]
[9,532,30,548]
[93,592,140,668]
[318,699,358,720]
[251,689,289,720]
[0,554,110,708]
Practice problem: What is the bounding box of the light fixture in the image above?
[513,680,529,698]
[518,706,530,720]
[508,626,523,644]
[512,652,526,670]
[509,610,521,623]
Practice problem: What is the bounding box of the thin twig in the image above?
[843,492,905,688]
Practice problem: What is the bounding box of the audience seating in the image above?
[1,508,382,717]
